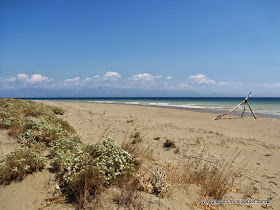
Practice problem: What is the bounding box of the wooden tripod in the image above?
[214,92,257,120]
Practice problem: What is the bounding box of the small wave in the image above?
[149,103,170,106]
[124,102,141,105]
[148,102,205,109]
[91,101,114,104]
[173,104,205,109]
[208,106,225,109]
[256,110,280,116]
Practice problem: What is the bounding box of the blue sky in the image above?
[0,0,280,97]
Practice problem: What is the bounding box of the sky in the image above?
[0,0,280,97]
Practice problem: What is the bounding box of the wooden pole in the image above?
[241,106,246,118]
[214,101,245,120]
[246,101,257,119]
[214,92,253,120]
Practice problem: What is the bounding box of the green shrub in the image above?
[131,132,143,144]
[0,148,46,184]
[18,129,46,149]
[51,137,137,185]
[22,117,70,144]
[95,144,137,185]
[163,139,176,148]
[49,136,84,173]
[102,137,116,149]
[50,137,138,206]
[50,106,65,115]
[0,110,20,128]
[0,99,74,142]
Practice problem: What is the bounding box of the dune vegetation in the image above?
[0,98,244,209]
[0,99,167,208]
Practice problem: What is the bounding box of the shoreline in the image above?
[39,100,280,147]
[34,99,280,119]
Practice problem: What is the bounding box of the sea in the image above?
[30,97,280,119]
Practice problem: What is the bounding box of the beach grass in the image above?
[166,146,244,200]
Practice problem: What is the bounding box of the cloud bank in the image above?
[1,71,279,97]
[188,74,216,85]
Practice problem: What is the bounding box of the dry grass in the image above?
[113,178,144,209]
[120,138,154,163]
[65,168,104,208]
[166,146,244,200]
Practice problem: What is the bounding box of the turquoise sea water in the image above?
[31,97,280,118]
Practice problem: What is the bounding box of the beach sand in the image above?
[1,101,279,209]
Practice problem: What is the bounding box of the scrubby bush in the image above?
[136,170,169,197]
[96,141,137,184]
[50,137,138,206]
[51,137,137,185]
[22,117,70,144]
[0,148,46,184]
[150,171,169,196]
[131,132,143,144]
[0,110,19,128]
[0,98,71,141]
[163,139,176,148]
[50,106,65,115]
[18,129,46,149]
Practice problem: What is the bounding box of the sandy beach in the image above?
[1,100,279,209]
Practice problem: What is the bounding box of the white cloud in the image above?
[16,73,52,84]
[129,73,161,81]
[103,72,121,81]
[178,82,192,88]
[189,74,216,84]
[7,77,16,82]
[83,75,101,82]
[65,77,80,83]
[29,74,51,83]
[17,73,29,80]
[84,77,91,82]
[167,76,172,80]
